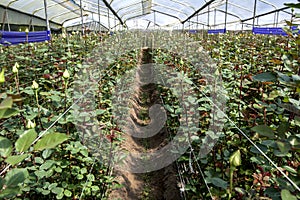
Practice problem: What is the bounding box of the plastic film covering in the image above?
[0,30,50,45]
[0,0,299,30]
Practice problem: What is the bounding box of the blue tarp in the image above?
[189,30,198,34]
[252,27,299,36]
[208,28,226,34]
[0,30,51,45]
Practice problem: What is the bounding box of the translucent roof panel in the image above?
[186,0,298,30]
[1,0,299,30]
[0,0,88,25]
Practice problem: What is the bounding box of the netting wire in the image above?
[192,82,300,192]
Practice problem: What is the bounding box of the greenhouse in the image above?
[0,0,300,199]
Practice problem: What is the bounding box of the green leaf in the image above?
[34,157,44,164]
[287,136,300,147]
[251,125,275,139]
[87,174,95,181]
[0,177,3,189]
[0,187,21,199]
[252,72,276,82]
[276,141,291,154]
[0,68,5,83]
[282,54,293,71]
[4,168,28,188]
[0,108,19,119]
[42,149,53,159]
[34,133,69,151]
[64,189,72,197]
[15,129,37,152]
[278,103,300,116]
[40,160,55,170]
[0,136,13,157]
[52,187,64,195]
[48,183,58,190]
[34,170,47,179]
[211,177,228,189]
[284,3,300,9]
[281,189,297,200]
[91,185,100,192]
[283,166,297,174]
[0,97,19,119]
[277,122,289,138]
[0,97,13,109]
[5,154,30,166]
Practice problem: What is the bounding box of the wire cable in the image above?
[192,82,300,192]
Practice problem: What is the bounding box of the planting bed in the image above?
[0,30,299,200]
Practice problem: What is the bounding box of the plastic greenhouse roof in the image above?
[0,0,299,30]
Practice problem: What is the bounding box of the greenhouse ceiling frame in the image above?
[0,0,297,31]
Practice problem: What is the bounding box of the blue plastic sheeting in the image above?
[189,30,198,34]
[0,31,51,45]
[252,27,288,36]
[252,27,300,36]
[208,29,226,34]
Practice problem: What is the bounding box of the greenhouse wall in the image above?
[0,6,61,31]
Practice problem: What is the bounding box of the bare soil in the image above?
[108,48,181,200]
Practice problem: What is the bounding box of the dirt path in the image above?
[108,47,181,200]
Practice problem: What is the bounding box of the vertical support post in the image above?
[196,13,199,30]
[29,17,33,31]
[6,10,10,31]
[224,0,228,30]
[252,0,257,28]
[114,16,116,32]
[2,9,7,31]
[154,10,156,29]
[214,8,216,28]
[44,0,50,32]
[276,11,279,27]
[107,7,110,31]
[208,5,210,29]
[98,0,101,32]
[79,0,84,35]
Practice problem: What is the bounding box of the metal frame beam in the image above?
[241,6,290,23]
[102,0,124,25]
[0,4,61,27]
[182,0,216,24]
[152,3,188,17]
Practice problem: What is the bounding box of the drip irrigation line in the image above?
[192,83,300,192]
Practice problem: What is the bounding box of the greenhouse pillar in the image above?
[98,0,101,32]
[252,0,257,28]
[276,11,279,27]
[43,0,50,32]
[208,5,210,28]
[154,11,156,29]
[79,0,84,34]
[107,7,110,30]
[224,0,228,29]
[214,8,216,28]
[2,9,7,31]
[197,13,199,30]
